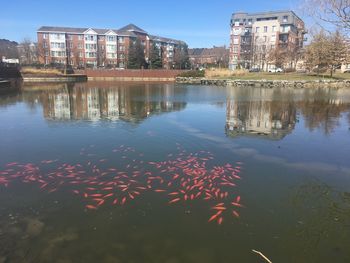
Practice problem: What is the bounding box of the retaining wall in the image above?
[76,69,186,82]
[176,77,350,88]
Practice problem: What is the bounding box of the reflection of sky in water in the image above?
[1,83,350,262]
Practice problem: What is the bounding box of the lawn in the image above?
[205,69,350,81]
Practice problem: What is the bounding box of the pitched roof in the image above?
[188,46,229,57]
[36,25,187,44]
[37,26,116,35]
[38,26,87,33]
[149,35,184,45]
[117,24,147,34]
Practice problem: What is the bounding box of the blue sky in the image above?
[0,0,308,47]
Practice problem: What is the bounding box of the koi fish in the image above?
[169,198,181,204]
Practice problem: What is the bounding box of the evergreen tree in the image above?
[149,44,163,69]
[127,38,146,69]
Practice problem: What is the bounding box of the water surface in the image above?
[1,82,350,263]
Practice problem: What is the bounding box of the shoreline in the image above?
[176,77,350,88]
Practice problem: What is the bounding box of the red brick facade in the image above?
[37,24,186,69]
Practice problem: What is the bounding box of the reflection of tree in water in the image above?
[288,179,350,262]
[299,89,350,135]
[226,86,350,138]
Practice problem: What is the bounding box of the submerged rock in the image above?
[26,218,44,237]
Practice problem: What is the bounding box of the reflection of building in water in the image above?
[41,83,186,122]
[225,88,296,140]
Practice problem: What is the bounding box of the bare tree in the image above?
[268,46,287,68]
[303,0,350,34]
[18,38,37,65]
[304,30,349,76]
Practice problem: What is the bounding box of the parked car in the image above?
[249,68,260,72]
[268,68,283,73]
[343,69,350,73]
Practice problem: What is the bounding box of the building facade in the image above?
[188,46,229,68]
[37,24,186,69]
[229,11,306,70]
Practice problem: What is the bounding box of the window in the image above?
[234,19,240,26]
[107,36,116,42]
[45,51,49,56]
[272,26,277,32]
[85,52,96,58]
[119,45,125,51]
[50,42,65,49]
[264,26,268,33]
[263,36,267,42]
[271,45,275,50]
[118,37,125,43]
[119,54,125,59]
[43,34,48,39]
[282,26,290,33]
[69,42,73,48]
[233,46,239,53]
[271,35,276,42]
[50,51,66,57]
[233,37,239,45]
[78,43,83,49]
[255,27,260,33]
[79,52,83,58]
[78,35,83,40]
[43,42,48,48]
[85,35,96,41]
[107,53,116,58]
[283,16,288,22]
[85,44,97,50]
[248,19,252,25]
[68,35,73,40]
[106,44,116,52]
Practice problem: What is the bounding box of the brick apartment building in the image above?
[188,46,229,68]
[229,11,306,70]
[37,24,186,69]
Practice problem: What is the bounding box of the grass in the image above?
[204,68,350,81]
[21,67,63,76]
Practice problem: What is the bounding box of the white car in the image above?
[268,68,283,73]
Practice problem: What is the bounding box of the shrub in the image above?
[177,70,205,78]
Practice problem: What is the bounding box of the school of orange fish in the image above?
[0,145,243,225]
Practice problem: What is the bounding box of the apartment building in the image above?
[229,11,306,70]
[37,24,186,69]
[188,46,229,68]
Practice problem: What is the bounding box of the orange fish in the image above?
[208,211,223,222]
[86,205,97,210]
[232,210,240,218]
[169,198,181,204]
[217,217,223,225]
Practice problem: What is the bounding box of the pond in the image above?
[0,82,350,263]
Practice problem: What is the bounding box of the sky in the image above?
[0,0,310,48]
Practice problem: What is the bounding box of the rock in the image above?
[26,218,44,237]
